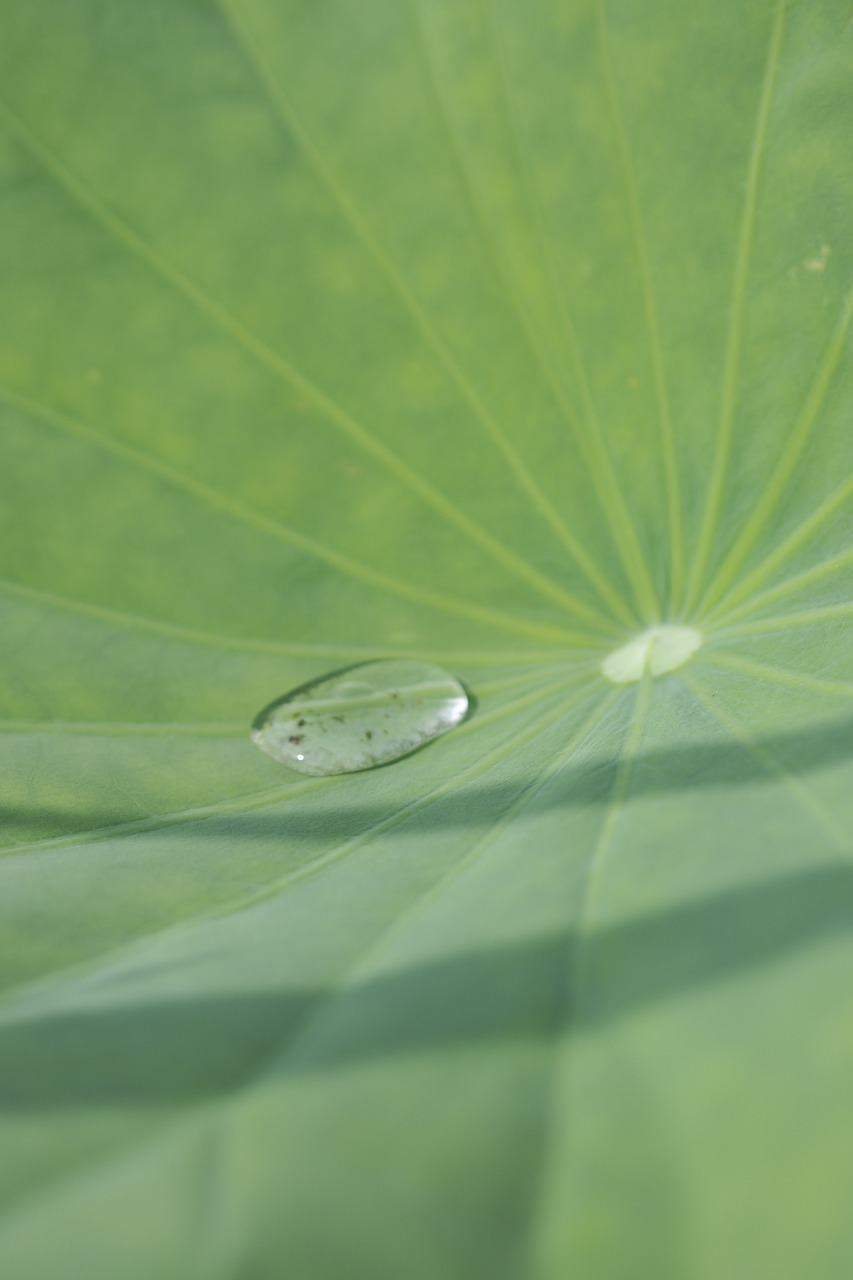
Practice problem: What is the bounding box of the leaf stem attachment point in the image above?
[602,625,702,684]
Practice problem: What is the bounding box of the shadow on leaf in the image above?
[1,861,851,1109]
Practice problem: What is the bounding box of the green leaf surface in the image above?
[1,0,852,1275]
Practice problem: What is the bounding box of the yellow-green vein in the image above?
[0,683,617,1227]
[481,0,660,624]
[0,382,598,649]
[530,673,650,1274]
[685,672,849,851]
[210,683,623,1106]
[684,0,786,615]
[714,602,853,641]
[0,720,247,738]
[0,96,615,634]
[595,0,685,612]
[411,0,642,629]
[700,435,853,627]
[0,574,581,666]
[703,649,853,700]
[214,0,628,631]
[0,671,605,1005]
[698,284,853,618]
[708,546,853,633]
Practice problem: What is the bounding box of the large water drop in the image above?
[251,659,469,776]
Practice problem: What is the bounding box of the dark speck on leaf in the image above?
[333,714,345,723]
[297,718,306,727]
[366,730,373,741]
[288,735,303,745]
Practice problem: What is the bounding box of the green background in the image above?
[1,0,852,1275]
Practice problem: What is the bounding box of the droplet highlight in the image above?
[251,659,469,776]
[602,624,702,684]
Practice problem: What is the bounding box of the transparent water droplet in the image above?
[251,659,469,776]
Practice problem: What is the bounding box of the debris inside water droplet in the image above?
[251,659,469,776]
[602,625,702,684]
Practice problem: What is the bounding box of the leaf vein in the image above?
[0,95,612,631]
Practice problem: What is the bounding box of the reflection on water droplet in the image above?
[251,659,469,776]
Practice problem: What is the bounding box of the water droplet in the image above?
[602,625,702,684]
[251,659,469,776]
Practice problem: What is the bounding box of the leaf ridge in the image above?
[0,575,578,665]
[0,685,617,1241]
[410,0,643,628]
[0,720,246,738]
[709,546,853,632]
[529,675,650,1274]
[699,298,853,627]
[212,0,628,630]
[480,0,661,624]
[685,673,850,852]
[595,0,685,613]
[716,601,853,640]
[684,0,786,614]
[0,672,601,1009]
[702,650,853,700]
[0,384,594,648]
[0,97,613,633]
[698,284,853,618]
[0,782,311,862]
[213,684,620,1100]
